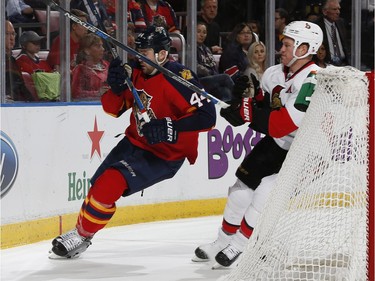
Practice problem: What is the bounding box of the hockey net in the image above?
[221,66,373,281]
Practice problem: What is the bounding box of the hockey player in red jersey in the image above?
[49,25,216,259]
[192,21,323,268]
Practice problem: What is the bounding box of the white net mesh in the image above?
[221,66,370,281]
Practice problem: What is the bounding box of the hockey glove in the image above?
[232,75,251,100]
[249,74,264,101]
[107,57,131,95]
[220,97,253,126]
[141,117,178,145]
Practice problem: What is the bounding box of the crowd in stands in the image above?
[4,0,374,102]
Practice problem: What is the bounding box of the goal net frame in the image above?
[221,66,374,281]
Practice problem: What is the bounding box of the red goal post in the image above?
[368,70,374,281]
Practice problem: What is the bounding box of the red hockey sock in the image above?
[222,219,240,235]
[239,218,254,239]
[76,168,128,237]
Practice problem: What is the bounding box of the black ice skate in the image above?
[214,243,242,267]
[192,228,231,262]
[49,228,92,259]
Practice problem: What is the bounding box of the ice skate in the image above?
[212,230,248,268]
[49,228,92,259]
[213,243,242,268]
[192,228,231,262]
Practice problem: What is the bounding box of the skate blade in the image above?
[48,250,79,260]
[211,256,241,270]
[191,255,210,262]
[211,262,230,270]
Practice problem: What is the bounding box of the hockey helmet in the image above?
[135,25,171,53]
[283,21,323,58]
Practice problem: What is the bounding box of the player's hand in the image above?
[141,117,178,145]
[249,73,263,101]
[220,100,244,126]
[220,97,253,126]
[107,58,131,95]
[232,75,251,100]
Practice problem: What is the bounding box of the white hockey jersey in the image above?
[260,61,320,150]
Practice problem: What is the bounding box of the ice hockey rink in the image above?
[1,215,234,281]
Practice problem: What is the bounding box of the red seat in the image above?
[34,9,60,35]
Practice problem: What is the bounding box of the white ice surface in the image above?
[1,216,233,281]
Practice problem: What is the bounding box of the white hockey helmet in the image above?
[283,21,323,64]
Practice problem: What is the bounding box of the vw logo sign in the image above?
[1,131,19,198]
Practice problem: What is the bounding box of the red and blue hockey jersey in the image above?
[101,60,216,164]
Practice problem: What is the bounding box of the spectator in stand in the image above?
[305,12,319,23]
[248,19,263,42]
[244,41,266,84]
[139,0,180,33]
[275,8,289,63]
[196,22,233,102]
[47,9,89,72]
[71,33,110,101]
[313,43,329,68]
[6,0,35,23]
[70,0,114,34]
[218,22,256,80]
[15,31,53,74]
[198,0,222,54]
[102,0,147,33]
[127,24,137,64]
[5,20,36,101]
[315,0,349,66]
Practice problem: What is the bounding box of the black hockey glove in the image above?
[107,57,131,95]
[220,101,245,127]
[232,75,251,100]
[220,75,250,127]
[141,117,178,145]
[250,74,264,101]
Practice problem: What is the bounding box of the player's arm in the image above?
[221,74,313,138]
[101,58,132,117]
[141,67,216,145]
[164,68,216,132]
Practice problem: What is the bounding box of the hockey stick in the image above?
[41,0,229,109]
[84,0,151,122]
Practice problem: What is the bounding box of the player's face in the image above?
[280,37,295,66]
[138,48,157,75]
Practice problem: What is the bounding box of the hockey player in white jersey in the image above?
[192,21,323,268]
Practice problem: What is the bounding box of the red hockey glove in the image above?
[141,117,178,144]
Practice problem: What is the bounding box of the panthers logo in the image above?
[180,69,192,80]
